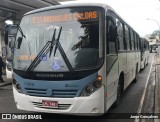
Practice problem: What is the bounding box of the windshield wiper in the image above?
[26,41,51,73]
[26,27,74,73]
[18,26,26,38]
[53,27,74,72]
[53,27,61,56]
[49,28,56,57]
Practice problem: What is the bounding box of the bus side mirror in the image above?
[111,26,118,42]
[4,30,8,45]
[17,37,22,49]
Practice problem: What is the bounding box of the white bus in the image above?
[11,3,141,115]
[140,38,149,70]
[4,25,18,79]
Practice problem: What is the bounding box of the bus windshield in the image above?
[13,7,103,72]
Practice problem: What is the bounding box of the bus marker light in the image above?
[105,93,108,97]
[97,75,102,81]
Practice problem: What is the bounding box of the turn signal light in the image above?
[80,75,102,96]
[97,75,102,81]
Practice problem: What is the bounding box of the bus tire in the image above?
[143,60,146,70]
[146,58,149,65]
[133,65,138,83]
[144,60,146,68]
[113,75,123,107]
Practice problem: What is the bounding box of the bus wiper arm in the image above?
[53,27,62,56]
[18,26,26,38]
[52,27,74,73]
[26,27,74,73]
[26,28,58,72]
[49,28,56,57]
[26,41,51,73]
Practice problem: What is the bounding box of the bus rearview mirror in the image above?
[109,26,118,42]
[17,37,22,49]
[112,26,118,41]
[4,30,8,45]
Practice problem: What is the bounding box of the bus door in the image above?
[106,12,118,109]
[124,25,133,88]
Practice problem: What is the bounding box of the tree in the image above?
[151,30,160,39]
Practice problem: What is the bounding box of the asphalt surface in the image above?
[0,53,155,122]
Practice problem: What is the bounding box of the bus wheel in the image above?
[146,58,149,65]
[144,60,146,68]
[143,60,146,70]
[113,77,123,107]
[133,66,138,83]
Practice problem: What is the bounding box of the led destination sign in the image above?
[32,11,98,24]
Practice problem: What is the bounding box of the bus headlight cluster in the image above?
[81,75,102,96]
[12,79,23,93]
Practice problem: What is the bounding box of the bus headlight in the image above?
[80,75,102,96]
[85,86,94,93]
[12,79,23,93]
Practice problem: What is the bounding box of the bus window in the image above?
[136,35,140,50]
[134,33,137,50]
[130,30,134,50]
[107,19,117,54]
[124,25,130,50]
[116,18,124,51]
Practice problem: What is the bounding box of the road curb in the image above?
[134,54,155,122]
[0,82,12,87]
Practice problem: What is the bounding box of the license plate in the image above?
[42,100,58,108]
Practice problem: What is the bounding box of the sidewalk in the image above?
[0,75,12,87]
[155,54,160,122]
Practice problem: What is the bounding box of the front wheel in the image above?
[133,66,138,83]
[113,78,123,107]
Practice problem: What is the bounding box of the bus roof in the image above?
[25,3,113,16]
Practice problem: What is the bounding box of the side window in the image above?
[130,30,134,50]
[142,39,144,52]
[137,35,140,50]
[134,33,137,50]
[147,42,149,50]
[124,25,130,50]
[107,19,117,54]
[116,18,124,50]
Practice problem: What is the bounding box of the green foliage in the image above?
[152,30,160,38]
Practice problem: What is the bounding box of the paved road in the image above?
[0,53,155,122]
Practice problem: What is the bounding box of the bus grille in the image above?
[32,102,71,110]
[25,88,78,98]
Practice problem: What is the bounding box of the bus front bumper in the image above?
[13,86,105,115]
